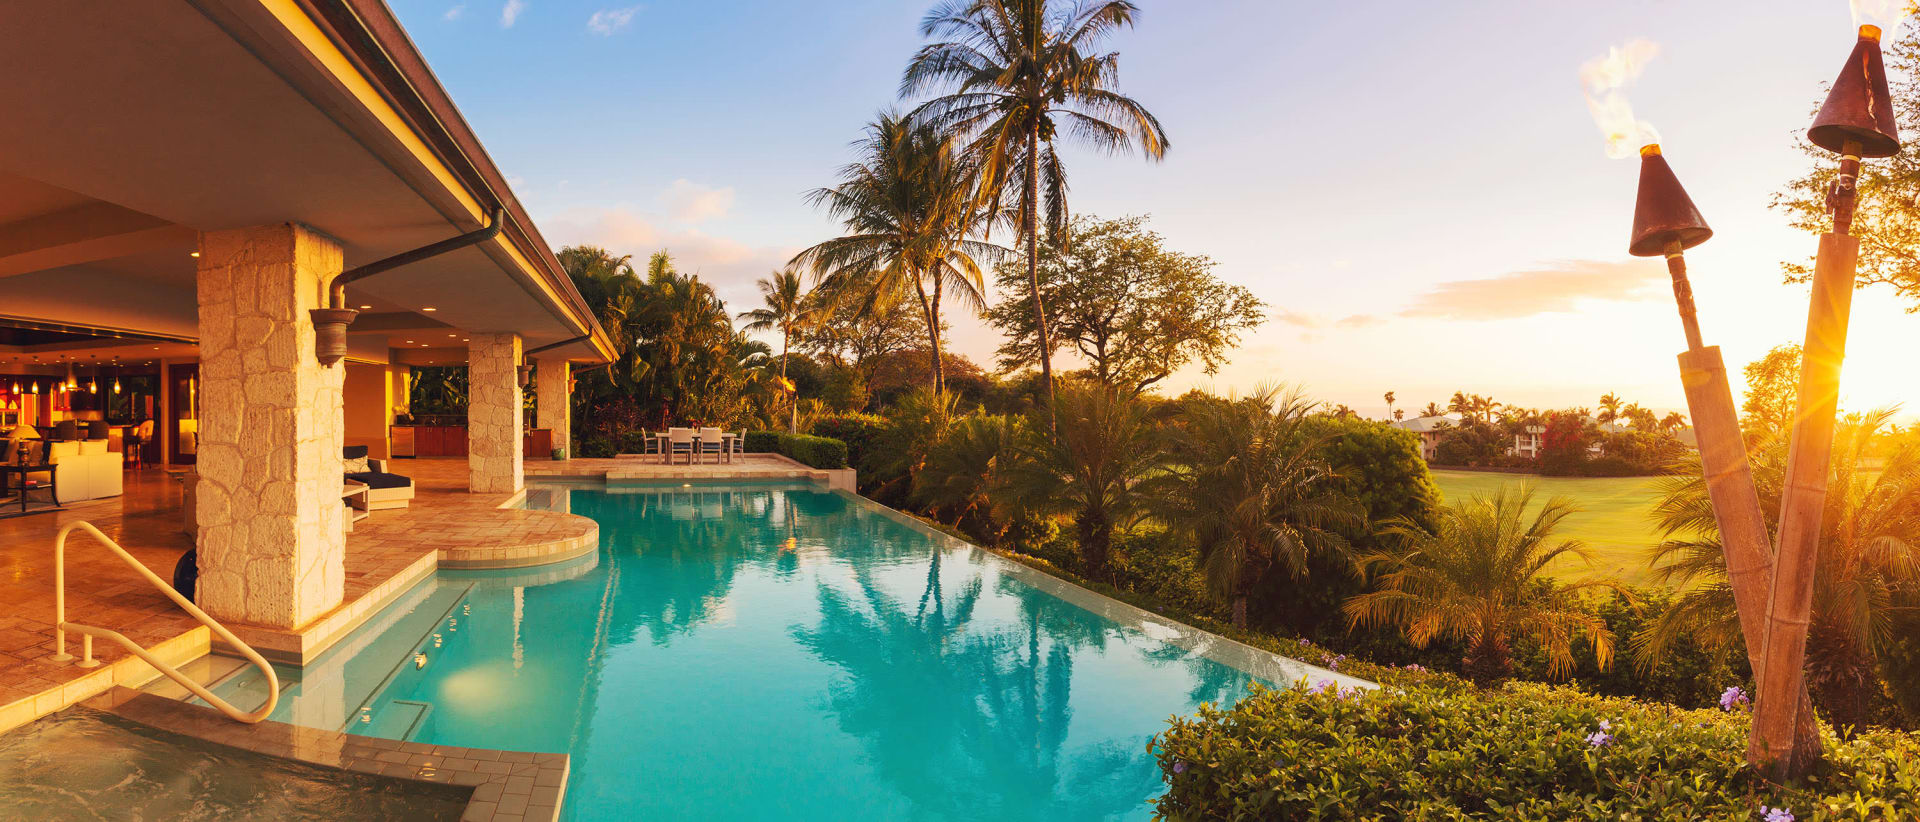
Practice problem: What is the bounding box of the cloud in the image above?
[587,5,641,35]
[1397,259,1665,321]
[500,0,525,28]
[656,179,736,224]
[1336,314,1380,328]
[443,4,465,21]
[1273,309,1320,329]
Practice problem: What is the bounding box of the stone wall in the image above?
[468,333,523,493]
[193,223,345,630]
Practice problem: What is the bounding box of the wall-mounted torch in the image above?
[1750,17,1903,781]
[1628,145,1822,772]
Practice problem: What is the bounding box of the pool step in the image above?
[140,652,286,715]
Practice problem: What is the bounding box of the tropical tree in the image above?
[995,383,1159,578]
[1741,343,1803,448]
[1640,410,1920,730]
[739,268,818,431]
[1420,401,1445,418]
[1596,392,1624,429]
[1345,486,1623,682]
[983,215,1263,395]
[1383,391,1397,421]
[795,113,999,396]
[904,0,1170,423]
[1149,388,1363,629]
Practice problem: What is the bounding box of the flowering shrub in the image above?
[1153,680,1920,820]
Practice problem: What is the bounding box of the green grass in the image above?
[1428,470,1668,586]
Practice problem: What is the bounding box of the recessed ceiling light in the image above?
[189,251,201,258]
[359,305,372,310]
[405,340,414,344]
[448,334,457,337]
[421,307,437,312]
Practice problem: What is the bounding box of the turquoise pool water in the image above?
[241,481,1360,820]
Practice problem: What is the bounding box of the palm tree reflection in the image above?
[794,550,1162,820]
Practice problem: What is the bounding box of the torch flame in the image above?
[1580,38,1662,159]
[1851,0,1914,35]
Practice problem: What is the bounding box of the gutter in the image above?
[309,208,503,365]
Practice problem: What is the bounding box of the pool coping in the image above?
[88,688,570,822]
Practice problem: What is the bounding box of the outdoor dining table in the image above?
[648,432,738,463]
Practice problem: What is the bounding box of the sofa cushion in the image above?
[78,440,108,456]
[48,441,80,460]
[346,471,412,490]
[342,445,370,460]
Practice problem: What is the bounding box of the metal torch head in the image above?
[1808,25,1902,158]
[1628,145,1713,257]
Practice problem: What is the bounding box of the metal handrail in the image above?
[52,521,280,724]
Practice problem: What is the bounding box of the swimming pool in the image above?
[238,481,1362,820]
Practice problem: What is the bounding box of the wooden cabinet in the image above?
[524,428,552,458]
[391,425,468,457]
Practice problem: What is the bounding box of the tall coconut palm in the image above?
[1420,402,1445,419]
[1149,388,1363,630]
[794,113,999,397]
[904,0,1170,427]
[1345,486,1623,682]
[1596,392,1625,429]
[1639,410,1920,730]
[994,382,1158,579]
[1383,390,1396,421]
[739,268,816,431]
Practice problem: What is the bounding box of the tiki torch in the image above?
[1750,15,1904,780]
[1629,146,1822,770]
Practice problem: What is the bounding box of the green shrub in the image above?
[810,413,888,470]
[1154,680,1920,820]
[745,430,848,469]
[614,430,651,455]
[577,436,614,458]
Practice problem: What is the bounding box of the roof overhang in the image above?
[0,0,613,366]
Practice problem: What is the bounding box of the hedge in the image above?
[1153,680,1920,820]
[744,430,848,469]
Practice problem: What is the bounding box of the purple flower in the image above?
[1328,654,1346,671]
[1586,731,1613,748]
[1402,663,1427,673]
[1597,719,1612,732]
[1171,761,1188,774]
[1759,806,1793,822]
[1310,679,1337,695]
[1299,639,1312,647]
[1720,686,1750,711]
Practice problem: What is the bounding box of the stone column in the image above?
[468,333,523,493]
[535,359,570,457]
[194,223,345,629]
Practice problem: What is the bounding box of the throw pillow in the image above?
[344,456,370,474]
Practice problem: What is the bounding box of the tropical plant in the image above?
[1597,392,1624,429]
[1639,410,1920,731]
[983,215,1263,395]
[1383,390,1396,421]
[904,0,1170,423]
[1149,388,1363,629]
[994,383,1159,579]
[739,268,818,431]
[1420,401,1444,418]
[1344,486,1623,682]
[794,113,999,396]
[914,413,1025,542]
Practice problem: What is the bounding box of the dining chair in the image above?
[668,427,695,465]
[698,427,725,464]
[729,429,746,461]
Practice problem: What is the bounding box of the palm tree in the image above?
[1150,388,1363,629]
[738,268,817,431]
[1420,401,1445,419]
[1639,410,1920,731]
[1383,391,1397,421]
[1596,392,1624,429]
[794,113,999,396]
[1345,486,1623,682]
[915,413,1025,542]
[904,0,1170,426]
[995,383,1158,579]
[1659,411,1688,435]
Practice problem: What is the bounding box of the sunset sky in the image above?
[392,0,1918,419]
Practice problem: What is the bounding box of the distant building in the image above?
[1510,425,1545,459]
[1392,415,1455,461]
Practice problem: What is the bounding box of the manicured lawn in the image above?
[1428,470,1669,586]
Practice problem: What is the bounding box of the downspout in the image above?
[310,207,506,365]
[518,335,589,387]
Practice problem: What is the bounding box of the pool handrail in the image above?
[51,520,281,724]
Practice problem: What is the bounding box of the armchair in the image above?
[343,445,413,510]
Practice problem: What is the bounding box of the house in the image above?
[1392,415,1456,461]
[1510,425,1546,459]
[0,0,615,723]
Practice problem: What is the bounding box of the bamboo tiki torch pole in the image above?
[1633,146,1824,769]
[1750,140,1861,780]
